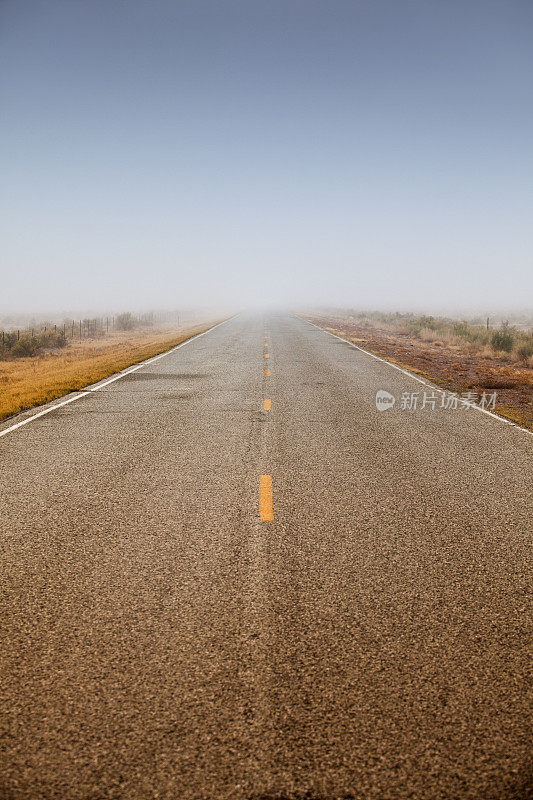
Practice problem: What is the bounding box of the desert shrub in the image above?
[491,326,515,353]
[452,321,489,345]
[0,329,67,359]
[2,332,18,351]
[452,321,470,338]
[403,319,424,336]
[116,312,135,331]
[517,340,533,361]
[38,330,67,350]
[418,315,438,330]
[10,339,35,357]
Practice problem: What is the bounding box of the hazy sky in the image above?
[1,0,532,314]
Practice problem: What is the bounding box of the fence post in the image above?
[17,329,20,340]
[79,320,82,340]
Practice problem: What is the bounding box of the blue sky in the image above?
[1,0,532,313]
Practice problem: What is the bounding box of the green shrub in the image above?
[419,315,438,330]
[517,341,533,360]
[0,329,67,358]
[38,330,67,350]
[10,339,35,357]
[451,321,489,345]
[491,328,514,352]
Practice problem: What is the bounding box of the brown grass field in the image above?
[304,312,533,432]
[0,324,215,422]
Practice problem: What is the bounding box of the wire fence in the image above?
[0,312,181,358]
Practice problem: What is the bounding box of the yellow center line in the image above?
[264,398,271,411]
[259,475,274,521]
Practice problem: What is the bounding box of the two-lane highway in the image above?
[1,313,531,799]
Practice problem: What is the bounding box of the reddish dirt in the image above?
[306,315,533,432]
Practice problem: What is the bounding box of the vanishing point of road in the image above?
[1,313,531,800]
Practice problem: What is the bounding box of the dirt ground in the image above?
[305,314,533,432]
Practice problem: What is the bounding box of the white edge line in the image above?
[0,317,235,440]
[302,317,533,438]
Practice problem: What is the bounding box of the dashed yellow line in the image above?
[259,475,274,521]
[260,331,273,521]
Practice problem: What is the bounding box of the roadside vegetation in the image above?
[0,312,157,360]
[335,311,533,366]
[305,310,533,431]
[0,317,213,422]
[1,329,68,359]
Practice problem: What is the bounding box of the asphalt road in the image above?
[1,312,531,800]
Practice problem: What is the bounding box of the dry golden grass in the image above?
[0,324,215,421]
